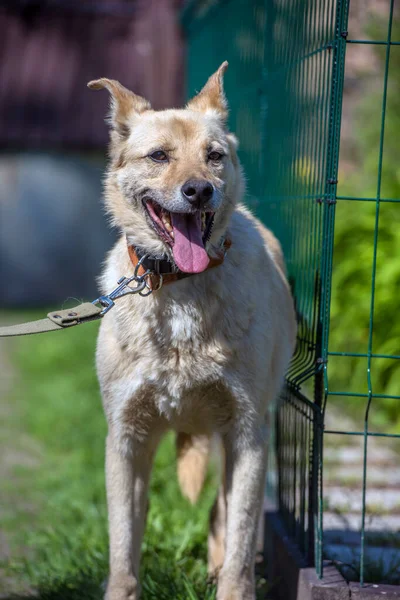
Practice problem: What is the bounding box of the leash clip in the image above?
[92,254,156,316]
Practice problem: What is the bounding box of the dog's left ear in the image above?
[187,61,228,120]
[87,78,151,139]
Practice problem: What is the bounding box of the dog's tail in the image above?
[176,433,210,504]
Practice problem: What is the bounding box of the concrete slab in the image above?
[350,582,400,599]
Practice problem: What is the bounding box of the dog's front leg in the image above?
[105,433,155,600]
[217,426,267,600]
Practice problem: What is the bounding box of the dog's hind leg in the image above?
[217,424,267,600]
[105,432,160,600]
[176,432,210,504]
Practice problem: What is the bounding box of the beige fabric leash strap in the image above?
[0,303,103,338]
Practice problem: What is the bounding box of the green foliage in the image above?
[328,18,400,432]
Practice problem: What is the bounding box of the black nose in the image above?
[181,179,213,208]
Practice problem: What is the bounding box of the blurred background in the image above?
[0,0,183,306]
[0,1,399,599]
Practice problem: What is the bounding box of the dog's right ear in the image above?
[87,78,151,139]
[187,61,228,121]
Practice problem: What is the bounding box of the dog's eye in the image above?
[149,150,168,163]
[208,151,223,162]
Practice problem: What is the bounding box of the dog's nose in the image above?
[181,179,213,208]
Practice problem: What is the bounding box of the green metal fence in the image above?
[184,0,400,587]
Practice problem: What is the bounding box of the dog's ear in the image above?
[87,78,151,139]
[187,61,228,120]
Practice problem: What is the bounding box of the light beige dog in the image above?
[89,62,296,600]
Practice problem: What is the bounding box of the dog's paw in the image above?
[105,574,139,600]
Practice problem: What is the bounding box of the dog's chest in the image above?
[144,298,232,382]
[118,296,238,429]
[135,292,233,364]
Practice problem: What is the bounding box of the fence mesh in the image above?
[184,0,399,587]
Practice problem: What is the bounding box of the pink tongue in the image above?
[171,213,210,273]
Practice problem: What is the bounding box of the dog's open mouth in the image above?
[143,200,215,274]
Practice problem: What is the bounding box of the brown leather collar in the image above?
[127,237,232,290]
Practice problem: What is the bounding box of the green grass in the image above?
[0,315,220,599]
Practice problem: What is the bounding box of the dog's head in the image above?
[88,62,244,273]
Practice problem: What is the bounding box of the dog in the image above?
[89,62,297,600]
